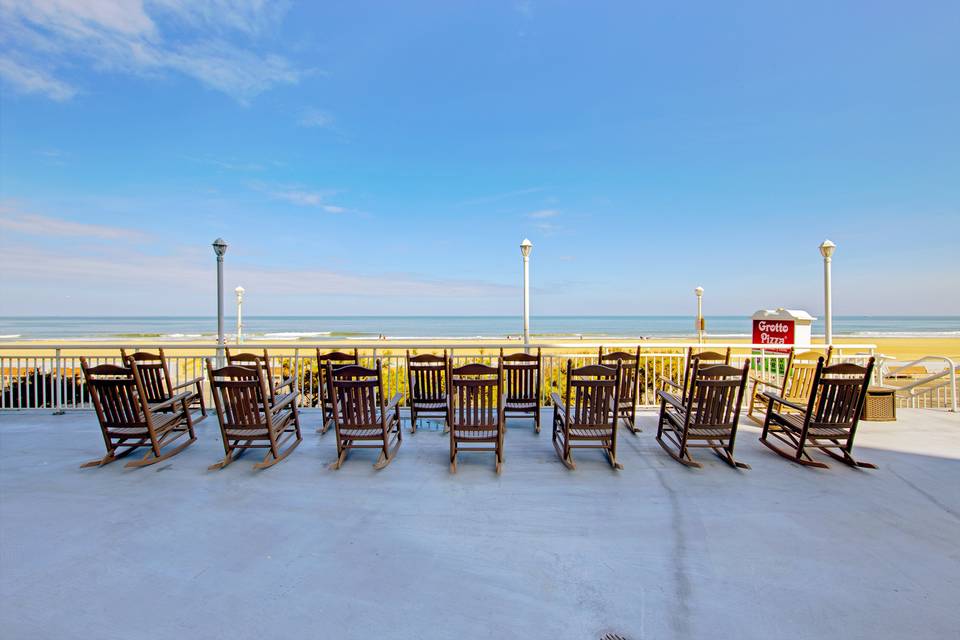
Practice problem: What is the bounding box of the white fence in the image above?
[0,342,885,412]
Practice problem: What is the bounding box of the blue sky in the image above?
[1,1,958,317]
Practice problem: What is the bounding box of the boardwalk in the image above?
[1,409,958,639]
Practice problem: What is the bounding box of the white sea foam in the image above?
[254,331,332,341]
[0,334,22,339]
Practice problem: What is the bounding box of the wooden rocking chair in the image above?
[760,357,876,469]
[315,348,360,434]
[206,360,302,471]
[658,347,731,403]
[406,350,447,433]
[80,358,197,468]
[500,348,541,433]
[120,348,206,424]
[747,346,833,425]
[599,346,641,433]
[551,360,623,470]
[656,361,751,469]
[328,360,403,470]
[447,361,505,473]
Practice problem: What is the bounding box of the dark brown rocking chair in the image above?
[315,348,360,434]
[328,360,403,470]
[500,348,541,433]
[656,361,751,469]
[658,347,732,406]
[760,357,877,469]
[599,346,641,433]
[406,350,447,433]
[551,360,623,470]
[80,358,197,468]
[120,348,207,424]
[206,360,302,471]
[447,361,505,473]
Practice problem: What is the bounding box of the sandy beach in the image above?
[1,335,956,362]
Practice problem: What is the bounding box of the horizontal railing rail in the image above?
[878,356,958,412]
[0,342,881,412]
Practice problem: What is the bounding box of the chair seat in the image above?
[453,428,499,440]
[773,412,850,438]
[340,427,385,438]
[569,426,613,439]
[505,399,537,410]
[412,401,446,410]
[108,411,182,437]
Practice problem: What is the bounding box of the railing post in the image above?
[53,348,64,415]
[293,348,301,407]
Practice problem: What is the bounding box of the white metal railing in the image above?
[878,356,958,412]
[0,342,883,412]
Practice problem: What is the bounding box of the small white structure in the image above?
[751,308,815,348]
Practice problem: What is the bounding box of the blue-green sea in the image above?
[0,316,956,341]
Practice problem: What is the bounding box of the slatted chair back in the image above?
[681,347,732,400]
[82,362,149,431]
[500,348,540,404]
[561,362,622,432]
[120,349,171,404]
[599,346,641,406]
[806,358,874,433]
[316,348,360,405]
[406,350,447,404]
[448,362,503,432]
[684,362,750,428]
[329,362,386,431]
[226,348,276,401]
[783,346,833,402]
[207,363,272,433]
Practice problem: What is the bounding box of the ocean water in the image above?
[0,316,957,341]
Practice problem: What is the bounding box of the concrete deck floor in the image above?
[1,408,958,639]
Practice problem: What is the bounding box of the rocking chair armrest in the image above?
[384,393,403,414]
[750,377,780,390]
[762,391,806,413]
[656,389,685,410]
[276,375,297,392]
[149,390,193,412]
[549,392,566,409]
[270,391,298,413]
[658,375,682,390]
[171,375,204,391]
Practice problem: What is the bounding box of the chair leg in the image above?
[534,408,541,434]
[605,446,624,470]
[81,450,119,468]
[329,444,348,470]
[374,426,402,470]
[552,432,576,470]
[208,450,235,471]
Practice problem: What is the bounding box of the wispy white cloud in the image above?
[188,155,266,172]
[271,188,325,207]
[0,245,514,300]
[0,203,145,240]
[257,183,355,213]
[527,209,558,219]
[0,57,77,101]
[457,187,546,207]
[0,0,302,102]
[298,107,334,128]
